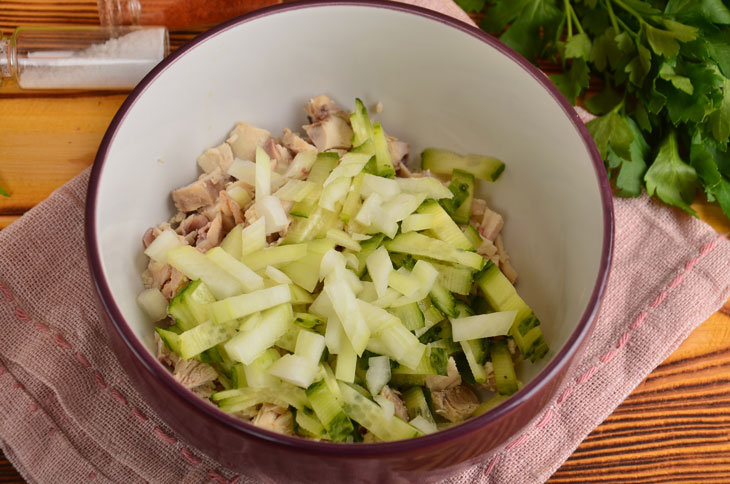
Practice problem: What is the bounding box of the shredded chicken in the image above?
[495,234,518,284]
[471,198,487,225]
[234,405,261,421]
[176,213,208,238]
[226,122,272,161]
[425,357,461,392]
[380,385,409,421]
[142,226,161,248]
[304,95,345,122]
[142,260,172,290]
[477,238,498,258]
[197,142,234,174]
[217,190,245,231]
[171,167,226,213]
[161,267,188,300]
[386,136,410,169]
[430,385,479,423]
[195,213,224,252]
[479,361,498,392]
[281,127,316,154]
[252,403,295,435]
[263,138,293,171]
[479,207,504,242]
[155,332,179,367]
[172,358,218,395]
[303,115,353,151]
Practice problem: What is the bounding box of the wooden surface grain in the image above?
[2,3,730,483]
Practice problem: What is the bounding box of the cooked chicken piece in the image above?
[479,207,504,242]
[424,357,461,392]
[142,226,160,248]
[303,115,353,151]
[192,382,217,399]
[252,403,295,435]
[217,190,245,231]
[477,238,498,258]
[263,138,293,171]
[226,122,272,161]
[380,385,409,421]
[495,234,518,284]
[234,405,261,421]
[479,361,497,392]
[195,213,223,252]
[396,163,413,178]
[168,211,186,227]
[197,142,234,174]
[173,358,218,393]
[171,167,226,213]
[363,432,380,443]
[430,385,479,423]
[155,332,179,368]
[176,213,209,237]
[471,199,487,224]
[142,260,172,290]
[161,267,188,300]
[244,203,260,224]
[507,338,522,365]
[386,136,410,169]
[304,95,345,122]
[281,127,316,154]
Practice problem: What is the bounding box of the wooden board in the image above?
[2,4,730,483]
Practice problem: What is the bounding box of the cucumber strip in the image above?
[429,261,473,296]
[306,379,354,442]
[463,224,484,249]
[295,329,326,365]
[490,339,518,395]
[338,382,421,441]
[387,302,424,331]
[242,243,308,272]
[472,393,510,417]
[284,150,318,179]
[416,200,474,251]
[340,172,365,223]
[295,408,328,439]
[366,246,392,298]
[144,229,184,264]
[226,185,252,209]
[274,179,317,202]
[395,177,453,200]
[392,345,448,376]
[156,327,181,355]
[442,169,475,224]
[427,281,457,318]
[401,213,435,233]
[365,355,391,396]
[210,284,292,324]
[178,319,238,360]
[137,288,168,322]
[351,138,376,157]
[257,195,289,235]
[168,279,216,330]
[388,268,420,298]
[238,311,262,332]
[373,394,395,420]
[265,265,292,284]
[350,98,374,148]
[289,283,314,305]
[308,152,340,183]
[324,312,345,354]
[220,224,243,259]
[409,415,438,434]
[255,145,271,197]
[421,148,505,181]
[319,176,351,212]
[361,174,400,201]
[360,303,425,368]
[413,299,445,338]
[324,279,370,356]
[335,337,358,383]
[280,238,336,292]
[428,338,461,355]
[267,354,319,388]
[227,159,256,185]
[350,233,385,277]
[241,217,266,257]
[206,247,265,292]
[321,362,344,405]
[326,228,361,251]
[358,299,401,335]
[284,206,342,244]
[450,311,516,342]
[460,340,488,383]
[294,312,325,331]
[402,387,436,425]
[167,246,244,300]
[476,261,548,362]
[243,347,281,388]
[224,303,293,365]
[354,192,383,226]
[372,122,395,177]
[324,152,372,186]
[385,232,484,271]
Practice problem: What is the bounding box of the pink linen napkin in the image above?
[1,3,730,484]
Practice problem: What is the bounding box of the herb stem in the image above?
[612,0,647,27]
[603,0,620,34]
[564,0,573,38]
[615,15,639,39]
[568,3,585,35]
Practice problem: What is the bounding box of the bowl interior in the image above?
[93,4,608,404]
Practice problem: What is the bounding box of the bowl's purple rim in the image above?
[86,0,614,457]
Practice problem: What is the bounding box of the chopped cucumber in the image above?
[340,172,364,223]
[338,382,420,441]
[279,238,336,292]
[429,261,473,296]
[401,213,435,233]
[417,200,474,251]
[178,319,238,360]
[463,224,483,249]
[241,217,266,257]
[428,280,457,318]
[244,348,281,388]
[242,243,308,272]
[490,339,518,395]
[385,232,484,271]
[372,123,395,177]
[206,247,265,292]
[460,339,488,383]
[255,145,271,198]
[137,288,169,322]
[402,387,436,425]
[395,177,453,200]
[295,407,328,439]
[326,228,361,251]
[307,379,354,442]
[365,355,391,396]
[167,246,244,300]
[210,284,292,324]
[274,179,317,202]
[441,169,475,224]
[144,229,184,264]
[350,98,374,148]
[267,353,320,388]
[168,279,216,330]
[421,148,504,181]
[156,327,181,354]
[388,302,424,331]
[295,329,326,365]
[450,311,516,342]
[223,303,293,365]
[220,224,243,259]
[284,149,318,179]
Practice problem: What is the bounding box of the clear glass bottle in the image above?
[98,0,283,29]
[0,25,169,90]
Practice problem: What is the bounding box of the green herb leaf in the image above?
[708,78,730,142]
[625,42,651,86]
[550,58,590,104]
[565,33,592,60]
[707,30,730,77]
[607,117,649,197]
[645,21,698,58]
[496,0,562,63]
[586,107,634,160]
[658,61,694,95]
[662,61,724,125]
[585,84,623,115]
[480,0,532,33]
[454,0,486,13]
[0,186,9,198]
[665,0,730,26]
[619,0,661,16]
[590,27,621,72]
[644,131,698,215]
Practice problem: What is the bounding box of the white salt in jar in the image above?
[0,26,168,90]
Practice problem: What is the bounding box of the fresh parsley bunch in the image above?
[460,0,730,219]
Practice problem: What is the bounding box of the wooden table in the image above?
[2,3,730,483]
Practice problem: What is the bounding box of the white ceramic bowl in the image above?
[86,2,613,482]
